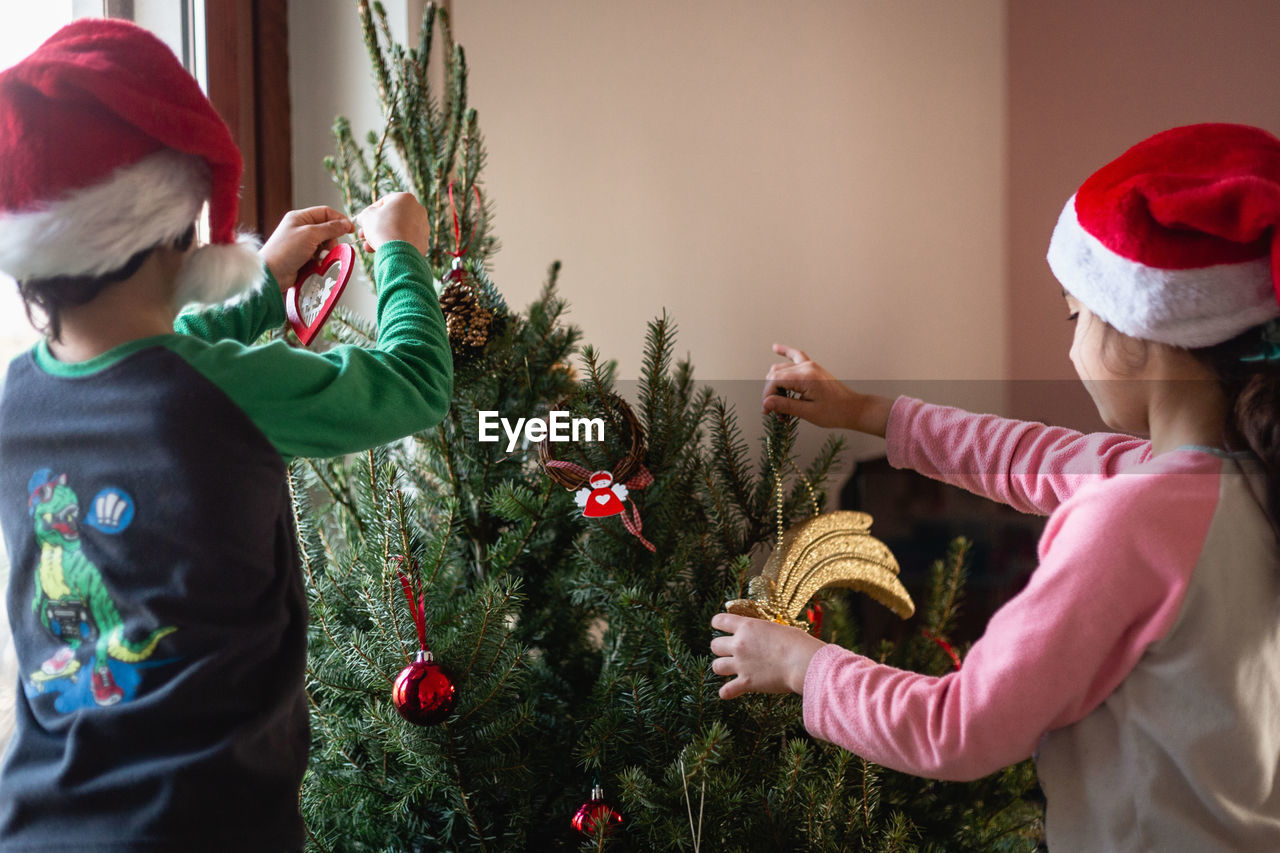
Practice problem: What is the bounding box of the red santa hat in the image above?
[1046,123,1280,348]
[0,18,260,303]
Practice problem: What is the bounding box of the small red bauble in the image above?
[571,785,624,835]
[805,601,824,637]
[392,650,457,726]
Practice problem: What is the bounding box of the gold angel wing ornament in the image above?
[726,510,914,628]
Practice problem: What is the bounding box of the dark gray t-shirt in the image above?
[0,343,306,851]
[0,246,450,850]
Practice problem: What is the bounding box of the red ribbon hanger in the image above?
[447,181,484,260]
[921,628,962,671]
[395,557,430,657]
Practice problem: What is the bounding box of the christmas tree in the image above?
[298,3,1044,849]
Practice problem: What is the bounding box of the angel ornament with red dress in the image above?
[574,471,629,518]
[539,393,657,553]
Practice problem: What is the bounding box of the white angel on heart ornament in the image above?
[574,471,629,518]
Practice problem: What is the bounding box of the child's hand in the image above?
[710,612,826,700]
[260,205,355,290]
[354,193,430,255]
[763,344,893,436]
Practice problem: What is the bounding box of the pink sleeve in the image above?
[801,459,1219,781]
[884,396,1152,515]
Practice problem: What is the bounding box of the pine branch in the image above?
[639,311,676,441]
[329,307,378,346]
[304,456,362,533]
[859,757,880,833]
[925,537,970,638]
[711,401,752,503]
[305,5,1044,845]
[441,724,491,853]
[440,43,468,197]
[357,1,394,116]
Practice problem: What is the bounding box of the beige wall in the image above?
[292,1,1008,484]
[290,0,1280,464]
[452,0,1007,383]
[290,1,415,217]
[1007,0,1280,427]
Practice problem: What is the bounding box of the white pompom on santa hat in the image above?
[1047,123,1280,348]
[0,17,261,307]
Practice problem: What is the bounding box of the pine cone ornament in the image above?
[440,265,494,351]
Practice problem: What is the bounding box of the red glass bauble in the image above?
[571,786,624,835]
[805,601,824,637]
[392,651,457,726]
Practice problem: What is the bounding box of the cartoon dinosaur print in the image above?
[27,471,175,707]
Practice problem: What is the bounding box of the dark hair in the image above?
[16,224,196,342]
[1095,318,1280,532]
[1191,330,1280,534]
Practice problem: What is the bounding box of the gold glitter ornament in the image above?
[725,510,914,626]
[725,438,914,627]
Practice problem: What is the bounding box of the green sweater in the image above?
[32,239,453,460]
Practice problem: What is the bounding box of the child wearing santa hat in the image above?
[712,123,1280,850]
[0,19,451,850]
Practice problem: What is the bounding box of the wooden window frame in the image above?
[205,0,293,236]
[95,0,292,235]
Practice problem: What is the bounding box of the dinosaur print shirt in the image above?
[0,242,452,851]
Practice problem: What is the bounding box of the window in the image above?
[0,0,290,367]
[203,0,292,237]
[0,4,89,361]
[121,1,208,88]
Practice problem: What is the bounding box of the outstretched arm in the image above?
[885,397,1150,514]
[762,343,1151,514]
[762,343,894,435]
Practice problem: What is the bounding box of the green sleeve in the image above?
[173,266,287,344]
[166,242,453,460]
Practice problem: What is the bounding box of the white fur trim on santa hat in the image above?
[0,149,208,282]
[1046,194,1280,348]
[172,232,265,310]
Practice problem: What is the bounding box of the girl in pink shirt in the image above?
[711,123,1280,851]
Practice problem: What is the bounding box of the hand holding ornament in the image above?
[259,205,354,290]
[711,434,914,702]
[710,612,826,700]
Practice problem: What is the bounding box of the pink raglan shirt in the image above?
[803,397,1280,851]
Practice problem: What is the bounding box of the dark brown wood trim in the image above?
[103,0,135,19]
[206,0,292,237]
[252,0,292,235]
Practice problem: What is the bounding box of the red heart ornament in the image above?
[286,243,355,346]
